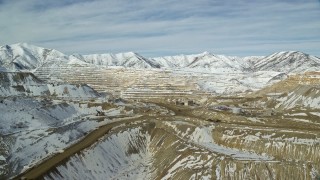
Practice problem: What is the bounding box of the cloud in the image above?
[30,0,93,11]
[0,0,319,57]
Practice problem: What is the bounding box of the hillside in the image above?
[1,43,319,74]
[0,43,68,71]
[152,52,245,72]
[0,72,99,98]
[0,44,319,179]
[275,85,320,110]
[251,71,320,97]
[253,51,320,73]
[80,52,161,68]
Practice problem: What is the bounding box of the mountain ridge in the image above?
[1,43,319,73]
[0,43,68,71]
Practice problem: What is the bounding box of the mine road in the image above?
[13,116,146,180]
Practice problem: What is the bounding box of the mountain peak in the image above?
[0,43,68,71]
[269,51,309,57]
[1,43,319,73]
[200,51,211,56]
[254,51,319,73]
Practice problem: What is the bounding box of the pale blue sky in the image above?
[0,0,319,57]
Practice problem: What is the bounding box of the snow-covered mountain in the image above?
[1,44,320,180]
[253,51,320,73]
[1,43,319,74]
[152,52,245,72]
[78,52,161,68]
[0,43,68,71]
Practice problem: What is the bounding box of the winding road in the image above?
[13,116,145,180]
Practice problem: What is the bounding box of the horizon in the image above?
[3,42,319,59]
[0,0,319,57]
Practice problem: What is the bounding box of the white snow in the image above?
[2,43,319,96]
[310,112,320,117]
[0,97,125,177]
[2,43,319,75]
[44,127,152,180]
[1,43,320,179]
[276,86,320,109]
[165,122,272,161]
[286,113,308,116]
[0,43,68,71]
[0,156,5,161]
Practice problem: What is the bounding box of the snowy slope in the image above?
[69,50,320,73]
[276,85,320,109]
[1,43,319,74]
[44,126,152,180]
[0,72,48,96]
[0,43,68,71]
[152,52,246,72]
[240,56,264,71]
[79,52,161,68]
[0,97,124,178]
[193,70,286,94]
[253,51,320,73]
[47,84,99,98]
[0,72,99,98]
[3,43,319,96]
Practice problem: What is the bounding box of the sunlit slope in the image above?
[42,118,320,180]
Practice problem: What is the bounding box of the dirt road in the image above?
[13,116,145,180]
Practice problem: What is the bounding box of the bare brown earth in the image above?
[251,72,320,97]
[13,97,320,179]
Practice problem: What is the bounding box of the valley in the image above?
[0,43,319,179]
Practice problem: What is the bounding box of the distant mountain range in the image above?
[1,43,319,73]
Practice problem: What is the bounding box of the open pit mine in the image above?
[0,43,320,179]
